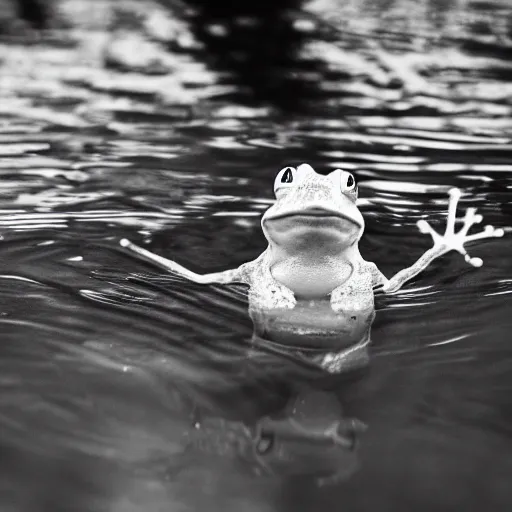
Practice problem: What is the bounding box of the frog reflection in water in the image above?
[120,163,504,482]
[185,390,367,486]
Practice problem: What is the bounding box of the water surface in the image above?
[0,1,511,511]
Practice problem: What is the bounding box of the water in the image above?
[0,1,511,511]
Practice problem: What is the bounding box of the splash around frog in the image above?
[120,163,504,373]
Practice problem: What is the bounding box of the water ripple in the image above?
[0,3,511,510]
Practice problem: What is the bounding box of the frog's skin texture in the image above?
[120,163,504,373]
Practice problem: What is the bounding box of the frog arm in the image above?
[367,256,439,294]
[119,238,257,285]
[378,188,504,294]
[378,245,445,294]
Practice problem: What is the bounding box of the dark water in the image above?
[0,1,512,511]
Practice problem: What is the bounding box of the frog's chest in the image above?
[270,261,352,300]
[247,260,375,347]
[248,259,375,313]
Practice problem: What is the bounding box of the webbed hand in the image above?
[417,188,504,268]
[383,188,505,293]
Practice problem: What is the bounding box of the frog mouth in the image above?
[266,208,362,227]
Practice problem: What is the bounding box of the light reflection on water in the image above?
[0,1,511,511]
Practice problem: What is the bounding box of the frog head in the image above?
[261,164,364,258]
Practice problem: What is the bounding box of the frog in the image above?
[120,163,504,374]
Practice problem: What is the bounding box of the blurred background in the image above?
[0,1,511,511]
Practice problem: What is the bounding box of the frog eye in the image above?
[341,172,356,191]
[274,166,296,193]
[334,170,358,198]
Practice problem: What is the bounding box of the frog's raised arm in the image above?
[119,239,257,285]
[379,188,504,294]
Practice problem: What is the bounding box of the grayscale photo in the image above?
[0,0,510,511]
